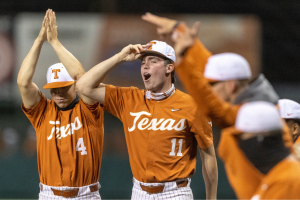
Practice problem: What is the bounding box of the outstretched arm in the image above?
[199,144,218,200]
[77,44,149,104]
[45,9,95,105]
[17,10,49,108]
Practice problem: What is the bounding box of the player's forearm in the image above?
[200,145,218,200]
[17,38,44,87]
[77,53,122,94]
[176,41,212,116]
[50,39,85,79]
[203,158,218,199]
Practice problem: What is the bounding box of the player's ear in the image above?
[293,122,300,138]
[166,63,174,74]
[224,80,236,94]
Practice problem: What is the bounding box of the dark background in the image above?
[1,0,300,83]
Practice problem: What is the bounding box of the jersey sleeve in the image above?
[21,93,48,130]
[190,109,213,149]
[78,99,103,126]
[104,84,135,120]
[175,37,240,128]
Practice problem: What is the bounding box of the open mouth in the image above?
[144,72,151,81]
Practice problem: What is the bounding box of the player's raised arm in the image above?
[173,23,239,128]
[17,10,49,108]
[199,145,218,199]
[45,10,95,105]
[77,43,149,104]
[142,12,178,39]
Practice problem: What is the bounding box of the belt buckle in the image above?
[145,185,155,192]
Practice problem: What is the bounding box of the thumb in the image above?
[190,21,200,37]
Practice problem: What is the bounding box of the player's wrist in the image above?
[35,37,46,45]
[115,52,126,63]
[49,38,60,46]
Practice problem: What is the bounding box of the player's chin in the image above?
[144,84,152,91]
[55,101,68,108]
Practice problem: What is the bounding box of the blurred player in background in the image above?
[77,40,218,199]
[141,13,293,199]
[278,99,300,142]
[278,99,300,158]
[17,9,103,199]
[232,101,300,199]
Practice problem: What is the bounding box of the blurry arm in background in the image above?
[46,9,96,105]
[77,43,150,104]
[200,144,218,200]
[17,10,48,108]
[142,13,239,128]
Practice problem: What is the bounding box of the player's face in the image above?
[141,55,171,92]
[210,81,230,102]
[50,84,76,108]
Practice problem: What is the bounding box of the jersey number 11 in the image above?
[169,138,183,156]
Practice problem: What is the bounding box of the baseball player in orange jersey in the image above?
[141,13,295,199]
[77,41,218,199]
[229,101,300,200]
[17,10,103,199]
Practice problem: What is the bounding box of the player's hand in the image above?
[36,10,48,43]
[118,44,151,62]
[142,13,177,39]
[172,22,200,62]
[46,9,58,44]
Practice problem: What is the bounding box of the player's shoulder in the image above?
[268,156,300,182]
[107,84,144,93]
[174,89,197,106]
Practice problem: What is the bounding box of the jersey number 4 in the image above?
[169,138,183,156]
[76,138,87,155]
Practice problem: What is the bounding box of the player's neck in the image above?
[150,82,172,94]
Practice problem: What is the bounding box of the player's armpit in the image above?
[19,82,41,108]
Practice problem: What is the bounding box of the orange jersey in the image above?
[252,156,300,199]
[22,94,104,187]
[104,85,213,183]
[218,127,263,199]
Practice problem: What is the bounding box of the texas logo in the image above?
[47,117,82,140]
[128,111,186,132]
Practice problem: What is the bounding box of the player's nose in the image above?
[143,61,150,69]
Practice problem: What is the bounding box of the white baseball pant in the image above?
[39,182,101,200]
[131,177,194,200]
